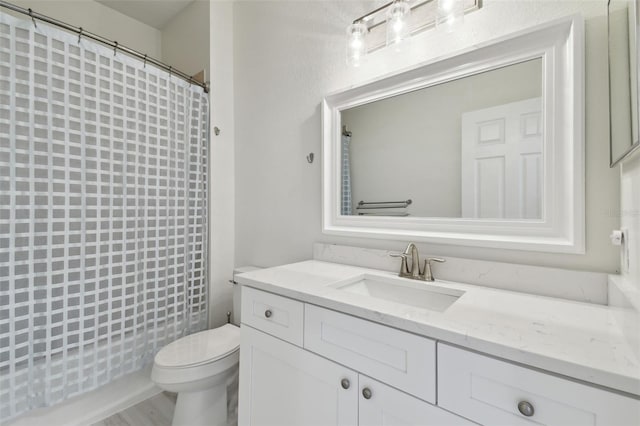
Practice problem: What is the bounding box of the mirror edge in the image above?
[321,14,586,254]
[609,0,640,167]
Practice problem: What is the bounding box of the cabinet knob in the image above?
[340,378,350,389]
[517,400,534,417]
[362,387,372,400]
[264,309,272,318]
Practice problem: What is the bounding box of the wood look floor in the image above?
[91,392,177,426]
[92,372,239,426]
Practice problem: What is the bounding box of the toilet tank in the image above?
[232,266,262,326]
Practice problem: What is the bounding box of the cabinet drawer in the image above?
[438,344,640,426]
[304,304,436,403]
[241,286,304,346]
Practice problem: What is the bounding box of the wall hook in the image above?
[213,127,221,136]
[306,153,314,163]
[28,8,37,28]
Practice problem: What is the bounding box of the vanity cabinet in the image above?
[239,287,640,426]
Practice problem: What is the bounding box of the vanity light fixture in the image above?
[436,0,464,32]
[346,21,369,67]
[386,0,412,48]
[345,0,481,67]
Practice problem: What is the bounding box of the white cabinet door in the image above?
[359,376,476,426]
[239,325,358,426]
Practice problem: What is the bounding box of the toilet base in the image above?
[172,383,228,426]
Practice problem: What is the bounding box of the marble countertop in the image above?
[236,260,640,397]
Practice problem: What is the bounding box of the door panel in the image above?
[462,97,543,219]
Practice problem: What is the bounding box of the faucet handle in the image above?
[389,252,410,276]
[421,257,446,281]
[389,252,408,259]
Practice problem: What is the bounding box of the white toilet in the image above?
[151,266,259,426]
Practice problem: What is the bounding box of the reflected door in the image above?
[461,97,543,219]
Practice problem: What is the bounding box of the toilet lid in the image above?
[154,324,240,368]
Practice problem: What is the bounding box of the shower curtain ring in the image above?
[113,41,118,56]
[28,8,37,28]
[169,66,172,78]
[78,27,83,44]
[188,76,193,86]
[143,54,147,68]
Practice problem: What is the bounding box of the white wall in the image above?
[234,0,621,273]
[343,59,541,217]
[7,0,162,57]
[208,0,236,327]
[620,150,640,288]
[161,0,210,79]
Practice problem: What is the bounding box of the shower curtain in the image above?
[0,13,209,422]
[341,133,352,215]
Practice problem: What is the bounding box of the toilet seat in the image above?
[155,324,240,369]
[151,324,240,388]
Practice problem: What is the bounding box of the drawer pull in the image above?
[341,378,350,390]
[362,387,372,400]
[517,401,535,417]
[264,309,272,318]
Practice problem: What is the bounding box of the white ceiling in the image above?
[95,0,195,29]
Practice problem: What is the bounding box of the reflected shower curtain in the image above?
[341,134,352,215]
[0,13,209,422]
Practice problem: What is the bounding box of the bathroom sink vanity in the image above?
[237,261,640,426]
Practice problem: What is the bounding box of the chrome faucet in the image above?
[390,243,446,281]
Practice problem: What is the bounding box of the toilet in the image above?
[151,266,260,426]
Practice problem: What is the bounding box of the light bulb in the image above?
[437,0,464,33]
[440,0,454,13]
[386,0,411,48]
[346,22,368,67]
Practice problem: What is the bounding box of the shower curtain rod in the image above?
[0,0,209,93]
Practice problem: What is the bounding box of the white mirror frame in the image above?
[322,15,585,254]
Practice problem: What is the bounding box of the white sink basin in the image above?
[333,275,464,313]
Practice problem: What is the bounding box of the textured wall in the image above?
[8,0,162,57]
[620,151,640,287]
[161,0,210,79]
[208,0,236,327]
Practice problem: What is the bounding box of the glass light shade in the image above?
[436,0,464,33]
[386,0,411,47]
[346,22,368,67]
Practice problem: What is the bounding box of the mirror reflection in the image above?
[609,0,639,165]
[341,58,543,219]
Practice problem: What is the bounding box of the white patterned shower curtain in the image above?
[341,134,352,215]
[0,13,209,422]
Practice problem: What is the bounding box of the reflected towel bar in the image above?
[358,212,410,216]
[356,199,412,209]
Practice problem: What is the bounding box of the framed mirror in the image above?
[322,15,585,253]
[609,0,640,167]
